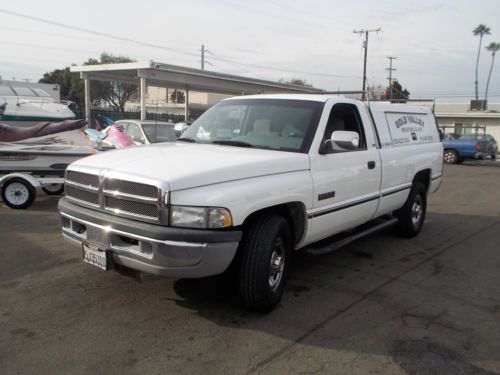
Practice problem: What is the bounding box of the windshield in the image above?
[181,99,324,153]
[142,124,176,143]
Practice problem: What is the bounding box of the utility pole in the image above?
[200,44,212,70]
[201,44,205,70]
[386,56,397,100]
[353,28,381,100]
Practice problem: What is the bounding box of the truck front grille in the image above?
[64,172,162,223]
[103,179,158,198]
[66,171,99,188]
[105,196,158,219]
[65,186,100,206]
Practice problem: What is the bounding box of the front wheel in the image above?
[239,215,291,313]
[394,183,427,238]
[1,177,36,209]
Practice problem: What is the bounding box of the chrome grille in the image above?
[66,171,99,188]
[64,171,162,223]
[105,196,158,219]
[104,179,158,198]
[65,186,99,205]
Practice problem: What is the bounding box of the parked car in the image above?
[106,120,177,144]
[59,95,443,312]
[174,121,192,137]
[442,132,498,164]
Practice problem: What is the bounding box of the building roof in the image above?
[70,60,326,95]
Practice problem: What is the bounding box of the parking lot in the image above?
[1,164,499,375]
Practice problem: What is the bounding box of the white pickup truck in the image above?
[59,94,443,312]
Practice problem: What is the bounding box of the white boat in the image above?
[0,142,93,175]
[0,84,76,126]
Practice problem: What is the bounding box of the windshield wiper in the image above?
[211,140,253,148]
[177,137,196,143]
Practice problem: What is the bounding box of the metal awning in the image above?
[70,60,325,121]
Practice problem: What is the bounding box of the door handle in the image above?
[367,161,376,169]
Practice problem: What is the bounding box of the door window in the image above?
[321,103,366,153]
[126,123,144,142]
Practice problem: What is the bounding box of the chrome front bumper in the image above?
[59,198,241,278]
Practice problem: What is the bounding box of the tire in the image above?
[491,152,497,161]
[42,183,64,195]
[443,149,458,164]
[239,215,291,313]
[1,177,36,209]
[394,183,427,238]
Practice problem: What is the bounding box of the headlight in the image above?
[170,206,232,229]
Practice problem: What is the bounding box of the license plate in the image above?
[82,243,109,270]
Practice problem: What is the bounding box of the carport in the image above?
[70,61,326,122]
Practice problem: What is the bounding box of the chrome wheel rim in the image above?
[269,237,285,291]
[5,183,29,206]
[411,195,423,226]
[444,151,456,163]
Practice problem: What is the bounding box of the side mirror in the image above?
[331,130,359,150]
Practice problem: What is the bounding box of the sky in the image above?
[1,0,500,102]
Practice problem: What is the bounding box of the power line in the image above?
[0,9,199,58]
[0,9,362,81]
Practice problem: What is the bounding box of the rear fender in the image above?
[0,173,41,189]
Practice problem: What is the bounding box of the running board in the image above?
[304,217,399,256]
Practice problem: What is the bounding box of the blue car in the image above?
[442,133,498,164]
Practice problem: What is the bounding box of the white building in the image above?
[434,102,500,141]
[124,86,230,119]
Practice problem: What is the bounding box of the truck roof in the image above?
[224,94,433,113]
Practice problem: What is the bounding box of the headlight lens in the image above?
[170,206,232,229]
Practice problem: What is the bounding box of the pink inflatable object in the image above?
[104,124,134,148]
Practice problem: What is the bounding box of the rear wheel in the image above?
[395,183,427,238]
[42,183,64,195]
[1,177,36,209]
[443,149,458,164]
[239,215,291,312]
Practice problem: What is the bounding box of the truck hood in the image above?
[70,142,310,191]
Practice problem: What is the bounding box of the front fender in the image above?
[170,170,313,226]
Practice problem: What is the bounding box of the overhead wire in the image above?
[0,9,363,80]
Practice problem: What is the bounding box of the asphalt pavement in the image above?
[1,164,499,375]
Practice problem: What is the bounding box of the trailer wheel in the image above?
[1,177,37,209]
[42,183,64,195]
[239,215,291,313]
[443,149,458,164]
[394,183,427,238]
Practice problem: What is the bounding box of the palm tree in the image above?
[473,24,491,99]
[485,42,500,102]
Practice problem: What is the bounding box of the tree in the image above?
[485,42,500,102]
[473,24,491,100]
[367,84,385,100]
[39,52,136,112]
[278,78,313,87]
[39,67,83,108]
[382,80,410,102]
[83,53,137,112]
[170,90,185,104]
